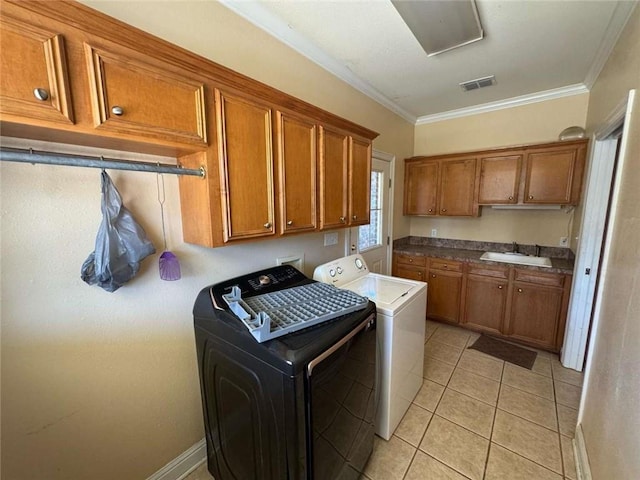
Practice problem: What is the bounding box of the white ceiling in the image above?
[221,0,637,124]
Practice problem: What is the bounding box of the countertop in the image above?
[393,237,575,275]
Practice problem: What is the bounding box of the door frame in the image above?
[562,90,636,370]
[345,149,395,274]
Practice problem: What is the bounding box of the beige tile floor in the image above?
[363,321,584,480]
[186,320,584,480]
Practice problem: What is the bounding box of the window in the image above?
[358,170,383,252]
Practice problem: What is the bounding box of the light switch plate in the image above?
[324,232,339,246]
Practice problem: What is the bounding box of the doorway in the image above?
[562,90,636,371]
[347,151,394,274]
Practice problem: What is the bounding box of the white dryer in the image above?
[313,254,427,440]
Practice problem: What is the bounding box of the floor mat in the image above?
[468,335,537,369]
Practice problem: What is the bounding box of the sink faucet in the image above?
[512,241,519,254]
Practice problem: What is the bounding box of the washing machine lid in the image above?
[341,273,426,314]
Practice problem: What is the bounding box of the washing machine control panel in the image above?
[313,254,369,285]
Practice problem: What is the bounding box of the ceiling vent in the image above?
[460,75,496,92]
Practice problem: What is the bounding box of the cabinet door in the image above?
[439,158,477,216]
[404,161,438,215]
[85,44,207,145]
[523,146,580,204]
[427,270,462,323]
[506,282,563,350]
[478,154,522,204]
[217,90,275,242]
[0,17,73,124]
[318,125,349,229]
[462,275,508,335]
[349,136,372,226]
[275,112,317,234]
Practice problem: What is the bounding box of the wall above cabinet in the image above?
[403,139,588,217]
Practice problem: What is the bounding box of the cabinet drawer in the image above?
[514,269,564,287]
[395,266,425,282]
[85,43,207,145]
[430,259,463,272]
[467,263,509,279]
[396,254,426,267]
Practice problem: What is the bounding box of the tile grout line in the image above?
[482,351,505,479]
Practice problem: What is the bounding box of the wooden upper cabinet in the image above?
[349,136,372,226]
[318,125,349,230]
[439,157,477,216]
[403,156,478,217]
[404,161,438,215]
[275,111,317,235]
[216,90,275,242]
[478,153,522,204]
[524,143,587,204]
[84,43,207,145]
[0,16,73,125]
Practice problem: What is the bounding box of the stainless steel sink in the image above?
[480,251,553,268]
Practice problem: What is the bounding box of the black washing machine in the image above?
[193,264,379,480]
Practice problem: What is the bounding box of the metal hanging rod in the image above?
[0,147,206,178]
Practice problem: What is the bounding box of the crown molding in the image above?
[584,1,638,89]
[415,84,590,125]
[218,0,417,124]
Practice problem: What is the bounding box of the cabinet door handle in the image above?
[339,216,346,223]
[498,285,503,289]
[409,258,413,263]
[33,88,49,101]
[431,274,436,278]
[508,195,514,200]
[418,272,423,277]
[441,208,447,213]
[111,105,124,116]
[428,208,433,212]
[443,265,448,269]
[528,195,534,200]
[286,220,293,226]
[352,215,357,220]
[263,222,272,229]
[517,288,523,293]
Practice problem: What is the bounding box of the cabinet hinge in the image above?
[389,178,392,188]
[387,236,390,246]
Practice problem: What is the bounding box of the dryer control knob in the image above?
[258,275,271,285]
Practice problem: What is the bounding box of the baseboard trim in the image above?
[574,424,593,480]
[147,438,207,480]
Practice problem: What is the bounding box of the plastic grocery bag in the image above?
[81,170,155,292]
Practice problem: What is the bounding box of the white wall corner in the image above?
[146,438,207,480]
[574,424,593,480]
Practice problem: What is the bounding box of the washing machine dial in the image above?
[336,267,343,274]
[355,258,364,269]
[329,269,336,277]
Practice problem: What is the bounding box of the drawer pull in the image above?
[111,105,124,116]
[286,220,293,226]
[528,195,534,200]
[441,208,447,213]
[508,195,514,200]
[263,222,272,229]
[33,88,49,101]
[352,215,357,220]
[409,258,413,263]
[428,208,433,212]
[498,285,503,289]
[339,216,346,223]
[431,274,436,278]
[518,288,523,293]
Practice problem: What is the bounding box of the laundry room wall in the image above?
[0,2,414,479]
[411,94,590,247]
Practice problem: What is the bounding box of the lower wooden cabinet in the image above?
[463,274,508,335]
[393,253,572,351]
[427,259,463,323]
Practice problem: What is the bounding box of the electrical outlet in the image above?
[559,237,569,247]
[431,229,437,237]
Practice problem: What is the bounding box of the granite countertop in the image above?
[394,237,575,275]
